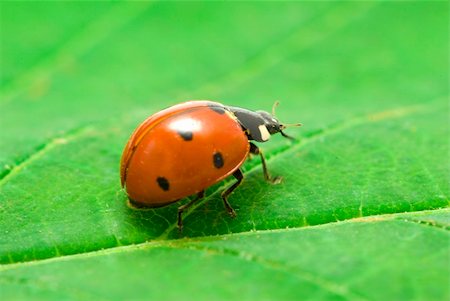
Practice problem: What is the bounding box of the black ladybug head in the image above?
[227,103,301,142]
[256,110,283,134]
[256,110,301,140]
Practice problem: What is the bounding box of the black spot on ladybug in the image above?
[157,177,170,191]
[208,104,226,115]
[178,130,193,141]
[213,152,224,169]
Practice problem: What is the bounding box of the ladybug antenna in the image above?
[268,101,302,140]
[272,100,280,117]
[272,101,302,127]
[282,122,303,128]
[280,123,302,141]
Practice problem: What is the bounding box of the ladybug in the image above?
[120,100,301,230]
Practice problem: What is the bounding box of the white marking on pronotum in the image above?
[258,125,271,141]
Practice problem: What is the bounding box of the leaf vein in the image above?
[171,243,369,301]
[1,208,448,270]
[396,218,450,232]
[0,126,94,187]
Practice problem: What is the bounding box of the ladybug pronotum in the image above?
[120,100,301,230]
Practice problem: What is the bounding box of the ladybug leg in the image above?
[221,169,243,218]
[249,142,283,184]
[177,190,205,231]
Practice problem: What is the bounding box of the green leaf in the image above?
[1,210,448,301]
[1,1,448,300]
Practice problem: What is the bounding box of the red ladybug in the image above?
[120,100,301,229]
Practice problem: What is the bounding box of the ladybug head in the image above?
[256,109,301,140]
[228,101,301,142]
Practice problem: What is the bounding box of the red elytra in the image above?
[121,100,249,206]
[120,100,300,229]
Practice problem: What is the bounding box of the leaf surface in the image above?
[0,1,448,300]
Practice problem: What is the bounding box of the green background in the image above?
[0,1,448,300]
